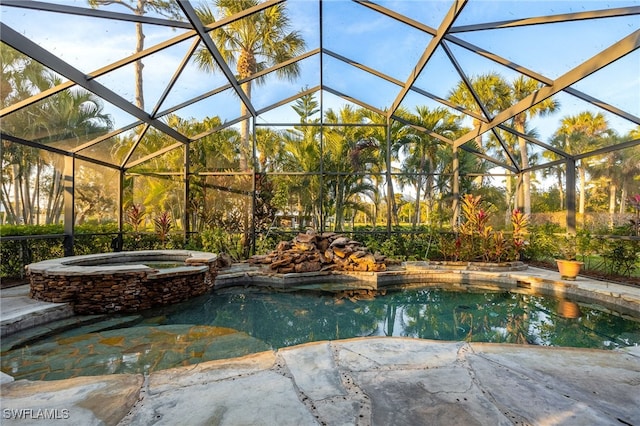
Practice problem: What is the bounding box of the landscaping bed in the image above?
[527,260,640,287]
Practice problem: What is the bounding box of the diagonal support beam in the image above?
[150,38,201,118]
[2,0,191,28]
[387,0,468,119]
[563,87,640,126]
[178,1,257,118]
[1,23,190,143]
[0,0,279,118]
[453,29,640,149]
[323,86,386,116]
[450,6,640,33]
[1,132,121,171]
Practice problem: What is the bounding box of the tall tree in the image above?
[2,46,48,224]
[395,107,461,227]
[195,1,306,171]
[450,73,559,215]
[509,76,559,215]
[541,147,566,211]
[278,93,323,228]
[437,138,489,227]
[589,133,624,225]
[619,127,640,214]
[189,117,243,231]
[1,45,112,224]
[448,72,511,149]
[553,111,611,217]
[88,0,182,110]
[323,106,379,231]
[362,108,412,227]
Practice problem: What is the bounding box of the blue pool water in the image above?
[2,286,639,381]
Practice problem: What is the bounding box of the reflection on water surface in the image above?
[2,286,639,381]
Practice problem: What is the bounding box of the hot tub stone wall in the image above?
[27,251,217,314]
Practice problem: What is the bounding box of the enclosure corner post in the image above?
[516,172,524,212]
[251,119,257,255]
[63,155,75,257]
[566,158,576,234]
[113,168,124,252]
[184,142,190,247]
[386,117,392,237]
[451,146,460,231]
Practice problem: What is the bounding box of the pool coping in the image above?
[215,262,640,317]
[25,249,218,277]
[2,262,639,339]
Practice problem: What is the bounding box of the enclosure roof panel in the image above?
[1,0,638,170]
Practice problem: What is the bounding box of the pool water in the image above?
[2,286,639,381]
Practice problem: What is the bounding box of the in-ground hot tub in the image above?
[26,250,218,314]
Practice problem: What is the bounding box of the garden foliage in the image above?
[438,194,529,263]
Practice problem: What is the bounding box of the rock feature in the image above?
[249,232,387,273]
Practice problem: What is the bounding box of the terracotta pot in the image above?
[557,300,581,319]
[555,259,584,281]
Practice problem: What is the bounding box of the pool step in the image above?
[49,315,144,341]
[1,315,106,352]
[1,314,143,352]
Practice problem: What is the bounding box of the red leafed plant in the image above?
[511,208,529,260]
[126,204,146,232]
[154,211,173,248]
[440,194,529,262]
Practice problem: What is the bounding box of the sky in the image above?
[2,0,639,152]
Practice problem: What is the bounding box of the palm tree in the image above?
[509,76,559,215]
[323,106,379,231]
[590,133,640,219]
[487,124,542,225]
[541,146,566,210]
[255,127,285,172]
[2,46,51,224]
[194,1,306,172]
[437,136,489,228]
[363,108,412,227]
[589,133,626,226]
[1,45,112,224]
[619,127,640,214]
[395,107,461,227]
[450,73,559,215]
[124,115,186,229]
[88,0,182,110]
[189,117,243,231]
[448,72,511,149]
[554,111,611,217]
[277,93,323,228]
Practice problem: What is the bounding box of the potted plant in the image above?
[555,234,583,280]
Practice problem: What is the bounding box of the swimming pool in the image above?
[2,285,639,381]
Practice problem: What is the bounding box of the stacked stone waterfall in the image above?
[250,232,387,273]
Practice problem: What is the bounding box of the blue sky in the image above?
[2,0,638,146]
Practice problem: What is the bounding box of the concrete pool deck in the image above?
[1,265,640,425]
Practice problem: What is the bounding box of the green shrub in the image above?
[199,228,246,261]
[521,226,557,262]
[0,223,171,279]
[601,239,639,277]
[0,224,64,237]
[122,232,165,251]
[1,225,65,278]
[0,237,65,279]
